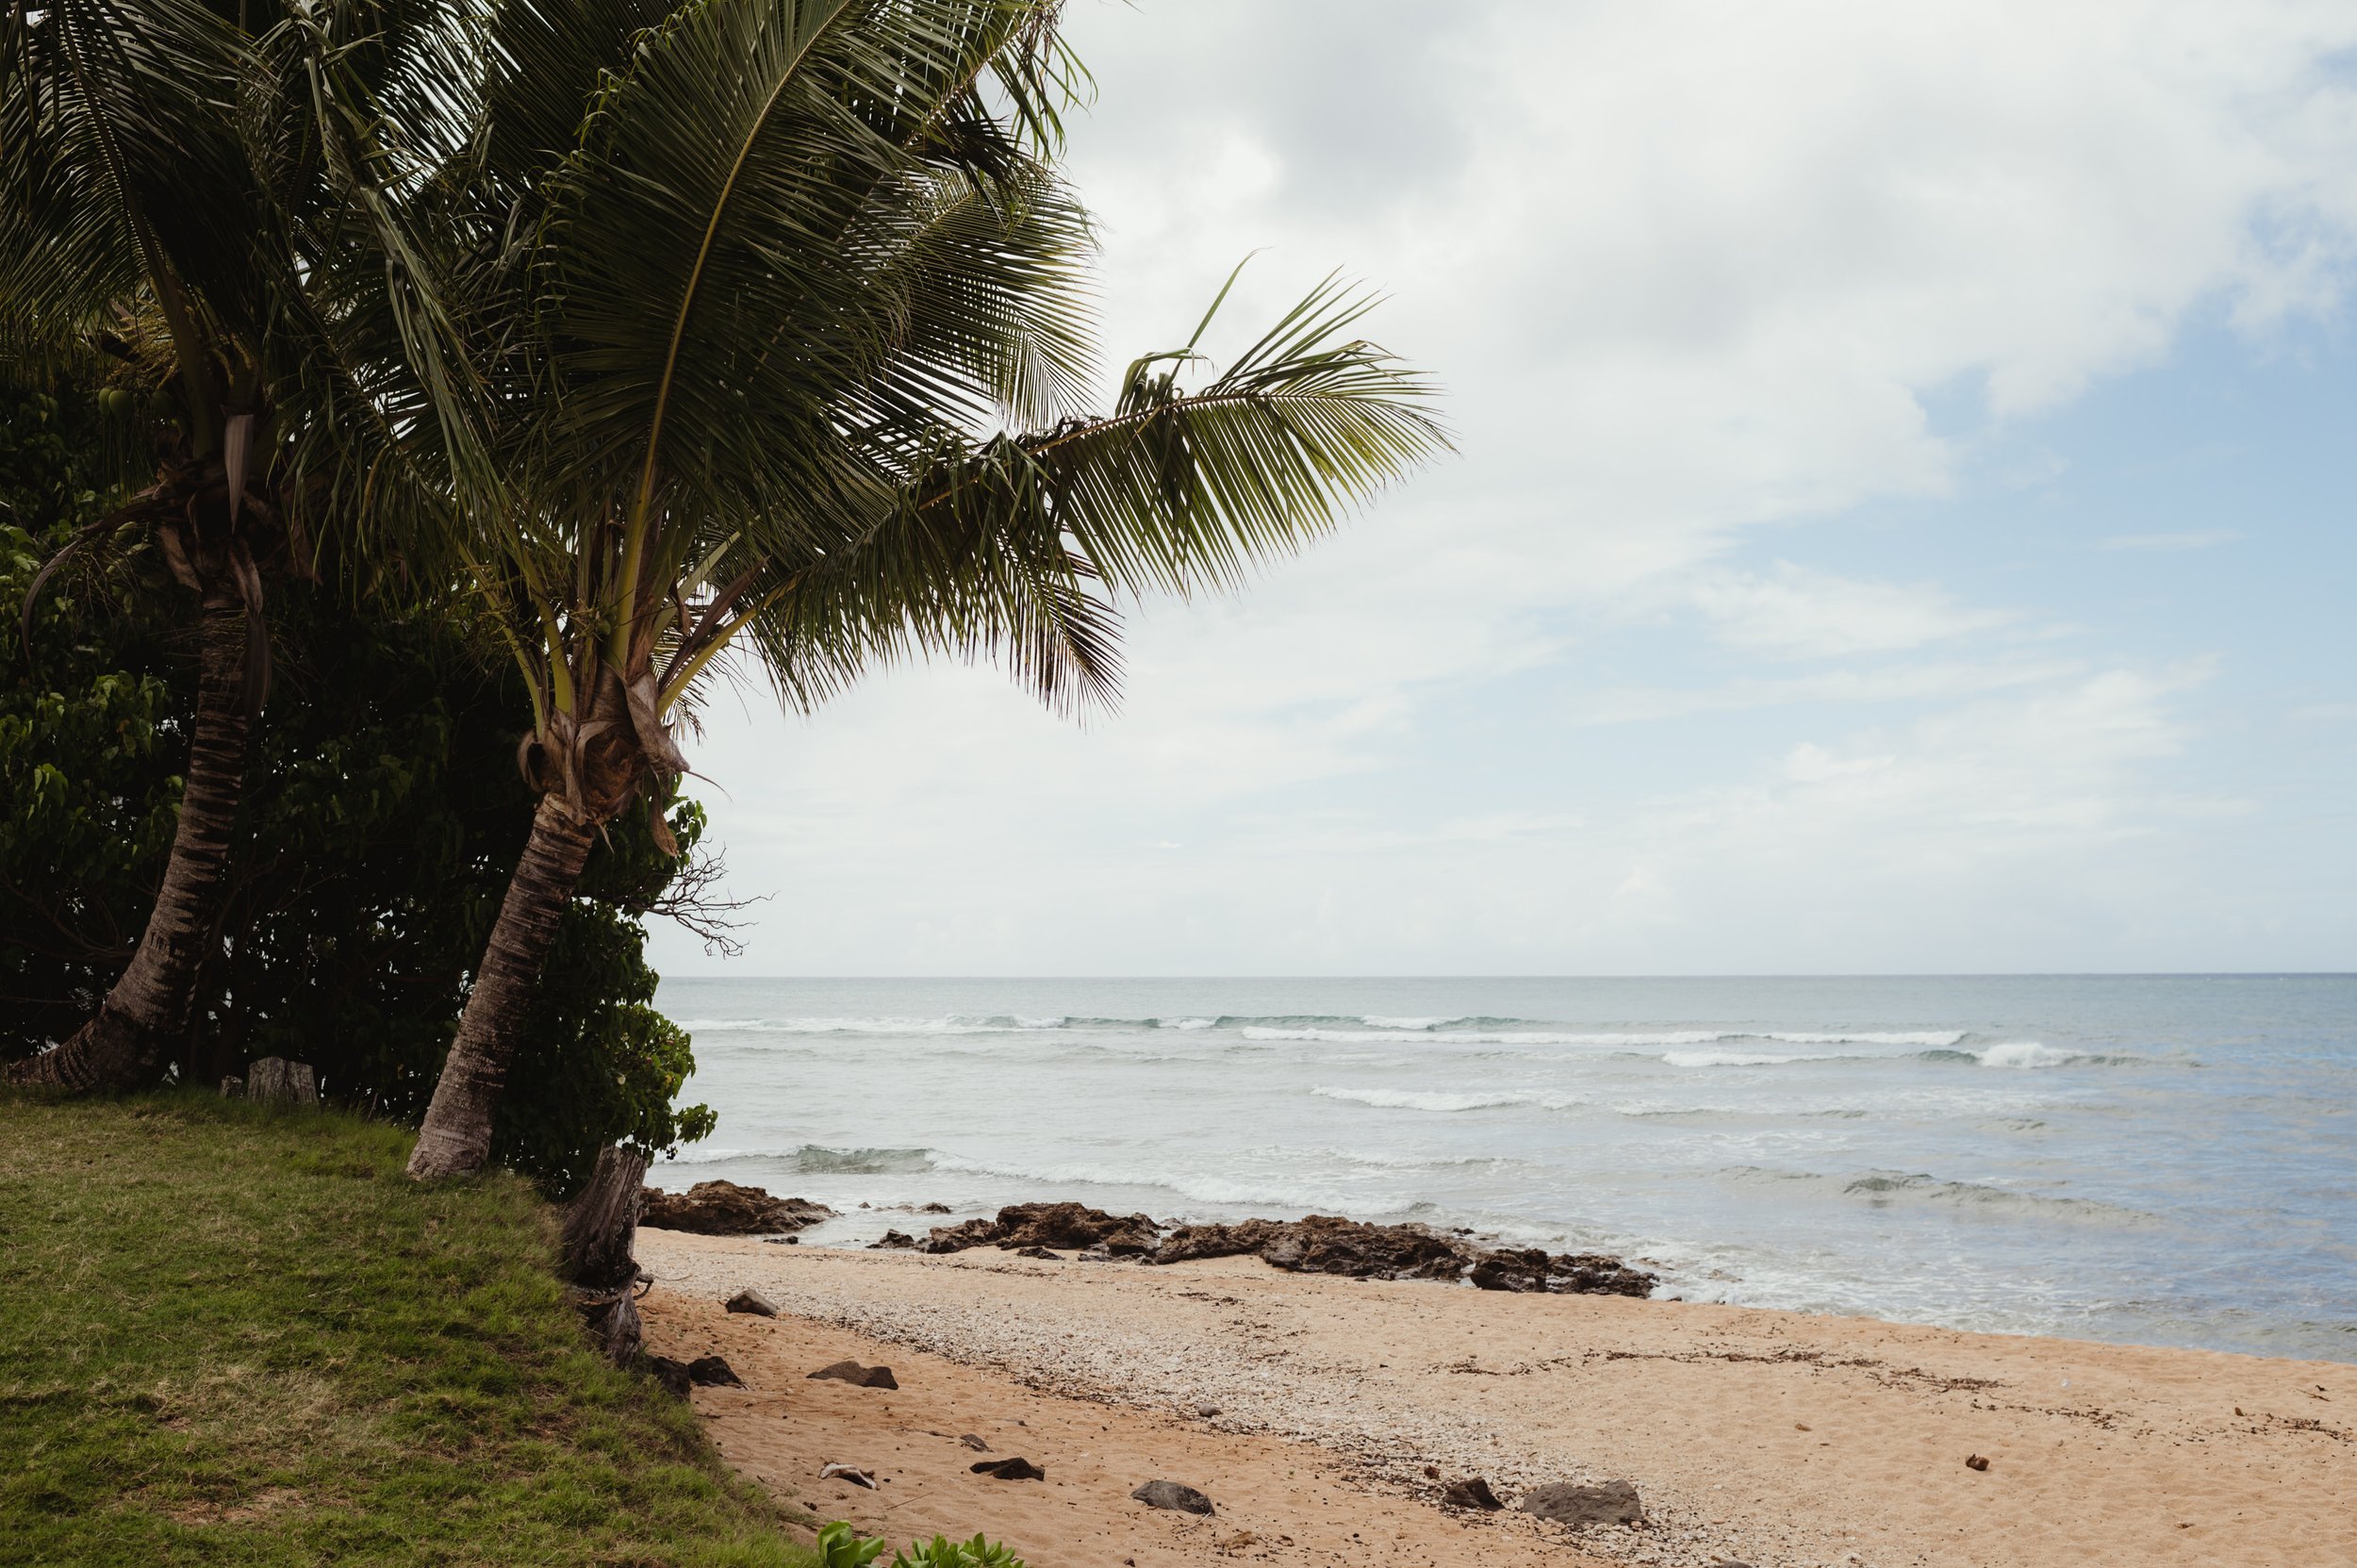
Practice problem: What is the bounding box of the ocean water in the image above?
[651,975,2356,1362]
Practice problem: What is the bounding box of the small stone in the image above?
[960,1433,991,1451]
[870,1230,917,1249]
[1442,1476,1502,1510]
[762,1234,800,1246]
[1014,1245,1058,1260]
[808,1360,897,1389]
[1130,1479,1215,1515]
[644,1356,692,1397]
[724,1289,779,1317]
[1965,1453,1991,1471]
[920,1202,951,1213]
[1196,1403,1222,1418]
[685,1355,743,1387]
[1518,1479,1643,1527]
[972,1457,1045,1480]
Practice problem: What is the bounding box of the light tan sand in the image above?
[638,1231,2357,1568]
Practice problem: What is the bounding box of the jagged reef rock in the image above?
[1467,1247,1658,1297]
[918,1202,1162,1256]
[639,1181,834,1235]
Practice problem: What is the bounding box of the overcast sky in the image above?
[651,0,2357,977]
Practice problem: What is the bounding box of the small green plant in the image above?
[890,1534,1027,1568]
[816,1523,888,1568]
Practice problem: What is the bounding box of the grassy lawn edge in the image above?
[0,1090,818,1568]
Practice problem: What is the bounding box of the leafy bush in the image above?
[815,1525,1026,1568]
[1,377,715,1192]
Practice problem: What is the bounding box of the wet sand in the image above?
[638,1231,2357,1568]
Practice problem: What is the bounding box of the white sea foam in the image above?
[1310,1085,1574,1113]
[1978,1041,2091,1069]
[1662,1049,1849,1067]
[1252,1026,1728,1046]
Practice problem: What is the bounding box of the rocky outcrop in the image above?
[640,1180,834,1236]
[1152,1218,1291,1264]
[1261,1215,1466,1280]
[1150,1215,1657,1294]
[882,1198,1658,1296]
[917,1202,1163,1256]
[1152,1215,1459,1281]
[1467,1247,1658,1297]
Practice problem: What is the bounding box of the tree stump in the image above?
[243,1059,318,1109]
[564,1146,650,1365]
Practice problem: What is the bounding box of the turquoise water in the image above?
[652,974,2356,1362]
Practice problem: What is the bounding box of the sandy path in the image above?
[639,1232,2357,1568]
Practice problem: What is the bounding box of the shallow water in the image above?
[652,974,2357,1362]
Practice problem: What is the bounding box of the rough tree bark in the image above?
[8,598,252,1091]
[404,795,599,1179]
[564,1145,651,1363]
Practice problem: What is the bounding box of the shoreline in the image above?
[639,1230,2357,1568]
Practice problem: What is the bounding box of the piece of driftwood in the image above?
[243,1058,318,1108]
[563,1146,651,1364]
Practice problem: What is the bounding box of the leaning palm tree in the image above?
[399,0,1446,1178]
[3,0,405,1084]
[1,0,477,1089]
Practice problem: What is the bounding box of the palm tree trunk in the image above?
[405,794,598,1179]
[7,597,252,1091]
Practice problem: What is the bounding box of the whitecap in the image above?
[1310,1085,1574,1113]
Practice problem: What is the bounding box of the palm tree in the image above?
[338,0,1443,1179]
[1,0,482,1089]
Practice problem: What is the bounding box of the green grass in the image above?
[0,1091,817,1568]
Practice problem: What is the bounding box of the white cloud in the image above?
[1687,563,2015,660]
[648,1,2357,976]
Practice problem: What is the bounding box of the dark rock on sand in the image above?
[642,1181,834,1236]
[1469,1247,1657,1297]
[870,1230,917,1250]
[1151,1218,1291,1264]
[1261,1215,1465,1279]
[644,1355,693,1397]
[1130,1479,1216,1516]
[971,1457,1045,1480]
[808,1360,898,1389]
[920,1202,952,1213]
[915,1201,1658,1295]
[1014,1245,1058,1260]
[920,1202,1162,1257]
[918,1217,1001,1253]
[724,1289,780,1317]
[685,1355,743,1387]
[1518,1479,1644,1527]
[960,1434,992,1451]
[1442,1476,1503,1510]
[1150,1216,1462,1279]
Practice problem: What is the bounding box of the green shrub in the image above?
[1,375,715,1193]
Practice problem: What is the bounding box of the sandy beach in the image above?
[636,1230,2355,1568]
